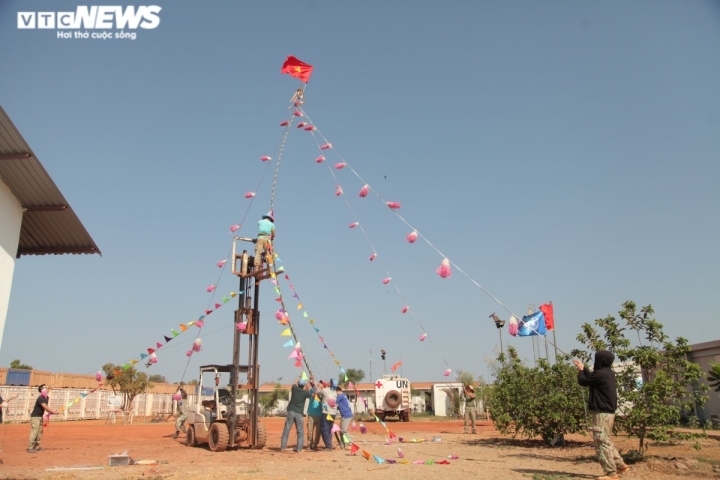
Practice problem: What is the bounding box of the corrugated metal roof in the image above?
[0,106,100,257]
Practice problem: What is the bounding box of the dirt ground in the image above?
[1,417,719,479]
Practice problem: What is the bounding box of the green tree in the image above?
[102,363,152,410]
[572,301,708,456]
[148,374,167,383]
[708,362,720,393]
[490,347,586,445]
[10,359,32,370]
[339,368,365,386]
[455,369,475,387]
[442,387,461,417]
[258,383,289,416]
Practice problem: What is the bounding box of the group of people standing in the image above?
[280,376,354,453]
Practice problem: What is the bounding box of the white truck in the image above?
[374,374,412,422]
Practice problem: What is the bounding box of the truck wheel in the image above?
[384,390,401,409]
[376,411,385,421]
[208,422,229,452]
[186,426,197,447]
[253,420,267,449]
[403,410,410,422]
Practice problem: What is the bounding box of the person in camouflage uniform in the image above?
[172,387,188,439]
[462,383,477,434]
[575,351,630,480]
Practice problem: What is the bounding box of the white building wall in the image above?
[0,180,23,352]
[432,382,462,417]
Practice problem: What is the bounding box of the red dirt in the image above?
[1,417,718,479]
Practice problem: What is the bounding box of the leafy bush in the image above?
[490,347,586,444]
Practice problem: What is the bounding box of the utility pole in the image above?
[369,344,372,382]
[489,313,505,359]
[381,349,387,375]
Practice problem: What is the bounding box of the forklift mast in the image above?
[228,237,270,448]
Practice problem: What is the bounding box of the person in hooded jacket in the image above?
[574,350,630,480]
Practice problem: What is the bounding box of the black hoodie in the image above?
[577,350,617,413]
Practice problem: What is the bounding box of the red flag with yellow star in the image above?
[281,56,313,83]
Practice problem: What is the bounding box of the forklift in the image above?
[184,237,271,451]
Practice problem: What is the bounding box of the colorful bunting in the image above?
[230,224,240,233]
[180,324,188,332]
[359,184,369,197]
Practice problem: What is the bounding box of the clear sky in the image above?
[1,1,718,386]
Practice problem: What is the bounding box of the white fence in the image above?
[0,386,196,423]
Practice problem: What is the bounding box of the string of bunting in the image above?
[278,269,351,382]
[286,106,454,376]
[345,413,454,465]
[105,278,245,375]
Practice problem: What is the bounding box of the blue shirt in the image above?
[336,392,353,418]
[258,218,274,237]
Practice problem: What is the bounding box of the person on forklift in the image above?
[280,375,314,453]
[254,211,275,271]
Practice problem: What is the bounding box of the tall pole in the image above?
[498,328,504,358]
[369,344,372,382]
[490,313,505,360]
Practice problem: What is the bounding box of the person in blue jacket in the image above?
[335,385,353,449]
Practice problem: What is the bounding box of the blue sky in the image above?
[1,1,718,386]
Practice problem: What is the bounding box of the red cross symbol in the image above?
[375,381,383,388]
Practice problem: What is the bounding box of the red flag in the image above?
[391,361,402,372]
[281,56,314,83]
[350,443,360,454]
[539,303,554,331]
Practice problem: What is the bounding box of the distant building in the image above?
[0,106,100,350]
[688,340,720,423]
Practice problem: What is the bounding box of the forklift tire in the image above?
[208,422,229,452]
[384,390,401,409]
[186,426,197,447]
[253,420,267,449]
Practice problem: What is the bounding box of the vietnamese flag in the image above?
[281,56,314,83]
[539,303,554,330]
[390,360,402,372]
